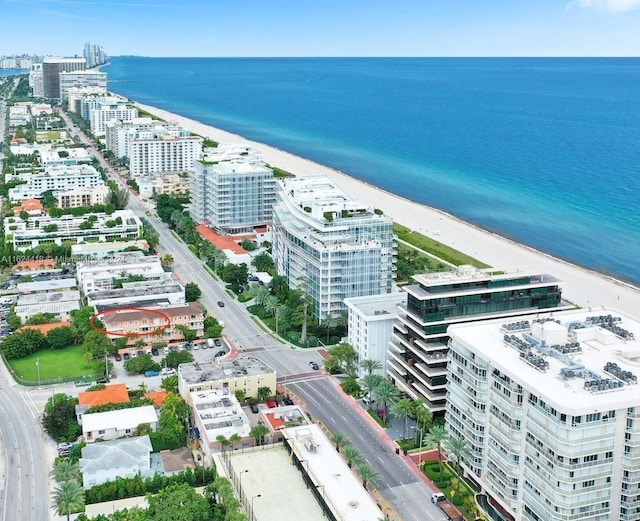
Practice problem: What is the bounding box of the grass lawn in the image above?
[394,223,491,268]
[9,344,94,381]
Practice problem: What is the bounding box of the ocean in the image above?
[103,57,640,286]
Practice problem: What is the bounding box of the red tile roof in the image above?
[78,383,130,407]
[17,321,71,335]
[13,198,44,214]
[144,390,169,407]
[264,412,285,431]
[13,258,56,272]
[196,224,248,255]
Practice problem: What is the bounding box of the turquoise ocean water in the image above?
[103,57,640,286]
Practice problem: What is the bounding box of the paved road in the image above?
[289,378,448,521]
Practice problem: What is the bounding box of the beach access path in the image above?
[135,101,640,321]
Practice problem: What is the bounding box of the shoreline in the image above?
[127,98,640,320]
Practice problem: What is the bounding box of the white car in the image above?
[160,367,176,376]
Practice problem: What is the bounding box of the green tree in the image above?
[257,386,272,401]
[360,374,384,409]
[71,306,97,338]
[357,464,380,490]
[293,277,312,346]
[320,314,338,342]
[240,239,257,251]
[325,342,358,376]
[264,295,279,318]
[391,397,415,440]
[161,254,174,267]
[51,459,81,483]
[46,326,77,349]
[216,434,230,451]
[219,263,248,292]
[162,350,194,368]
[1,329,48,358]
[249,423,269,446]
[175,324,197,342]
[445,435,472,478]
[252,252,274,273]
[147,483,212,521]
[108,187,130,209]
[42,393,81,441]
[184,282,201,302]
[425,424,449,477]
[343,445,365,468]
[52,481,85,521]
[82,329,114,357]
[331,432,350,453]
[229,433,242,450]
[161,375,178,393]
[26,312,57,325]
[360,358,382,375]
[340,376,361,396]
[124,353,161,374]
[253,286,270,307]
[372,379,399,422]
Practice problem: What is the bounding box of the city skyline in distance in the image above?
[0,0,639,58]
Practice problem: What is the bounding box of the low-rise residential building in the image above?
[8,104,30,126]
[15,289,81,322]
[77,383,130,419]
[101,303,204,344]
[178,356,276,400]
[4,209,142,251]
[17,278,77,294]
[387,265,569,413]
[446,308,640,521]
[38,146,92,168]
[86,275,185,309]
[12,258,57,274]
[272,176,396,319]
[189,146,275,233]
[7,164,104,202]
[76,253,164,294]
[82,405,158,443]
[259,404,311,443]
[71,240,149,259]
[13,198,44,217]
[58,185,111,209]
[189,388,251,463]
[80,435,153,488]
[345,292,406,377]
[195,224,253,266]
[137,172,191,199]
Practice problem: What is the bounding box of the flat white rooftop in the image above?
[283,424,384,521]
[449,307,640,414]
[190,388,250,441]
[345,292,405,318]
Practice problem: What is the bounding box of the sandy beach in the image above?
[134,101,640,320]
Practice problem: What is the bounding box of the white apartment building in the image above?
[59,70,107,102]
[71,240,149,259]
[80,94,125,120]
[5,209,141,251]
[138,172,191,199]
[15,290,81,322]
[128,128,202,176]
[67,86,108,114]
[344,292,405,376]
[446,308,640,521]
[76,253,165,294]
[39,146,92,168]
[28,63,44,97]
[104,117,155,158]
[7,164,104,202]
[42,57,85,99]
[90,103,138,136]
[189,149,275,233]
[9,104,30,126]
[86,275,185,309]
[58,185,111,209]
[272,176,395,319]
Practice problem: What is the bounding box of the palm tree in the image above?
[50,459,81,483]
[249,424,269,446]
[445,435,472,477]
[360,358,382,375]
[331,432,351,453]
[391,397,415,440]
[217,435,230,451]
[254,286,270,307]
[343,445,365,469]
[295,276,312,346]
[52,481,85,521]
[229,433,242,450]
[360,374,384,409]
[425,424,448,477]
[161,254,174,267]
[264,295,279,318]
[357,464,380,490]
[372,379,399,423]
[321,315,338,342]
[412,399,433,464]
[257,386,272,401]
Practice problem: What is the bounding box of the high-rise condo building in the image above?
[446,308,640,521]
[80,94,125,121]
[42,57,86,99]
[128,127,202,176]
[272,176,395,319]
[387,266,568,413]
[59,70,107,102]
[83,43,106,68]
[90,102,138,136]
[29,63,44,97]
[189,146,275,234]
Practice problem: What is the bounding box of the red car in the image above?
[267,400,277,408]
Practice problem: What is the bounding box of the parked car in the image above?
[214,339,222,347]
[123,353,130,360]
[151,348,159,356]
[96,377,110,384]
[309,361,320,370]
[250,403,259,413]
[115,353,122,361]
[75,381,91,387]
[160,367,176,376]
[362,393,374,404]
[144,370,160,377]
[214,350,226,358]
[217,301,225,307]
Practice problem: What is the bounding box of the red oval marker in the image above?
[90,307,171,338]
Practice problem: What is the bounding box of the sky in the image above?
[0,0,639,57]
